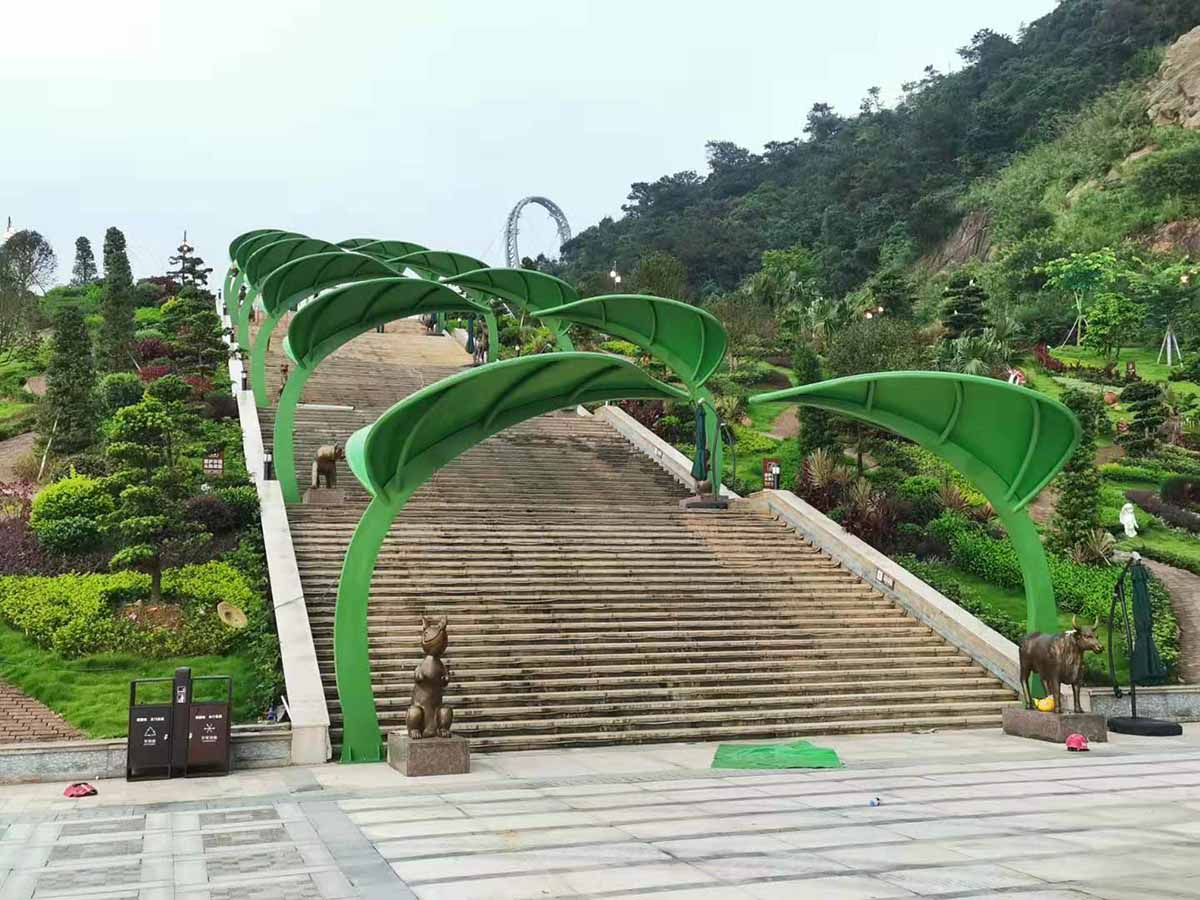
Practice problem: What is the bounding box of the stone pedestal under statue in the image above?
[1002,707,1107,743]
[303,487,345,506]
[680,494,728,510]
[388,733,470,777]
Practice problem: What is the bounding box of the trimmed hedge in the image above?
[928,512,1179,674]
[1125,490,1200,534]
[0,562,267,659]
[29,473,114,554]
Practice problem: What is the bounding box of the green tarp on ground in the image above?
[711,740,843,770]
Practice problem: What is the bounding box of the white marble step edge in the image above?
[223,297,330,766]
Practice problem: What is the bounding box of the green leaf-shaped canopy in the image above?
[335,238,378,250]
[258,252,398,317]
[234,230,304,268]
[390,250,487,279]
[534,294,727,390]
[243,237,343,287]
[284,277,485,369]
[229,228,281,260]
[347,353,689,502]
[443,267,579,315]
[750,372,1079,514]
[352,240,428,261]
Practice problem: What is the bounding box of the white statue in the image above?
[1119,502,1139,538]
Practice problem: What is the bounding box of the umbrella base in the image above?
[1107,715,1182,737]
[680,494,728,511]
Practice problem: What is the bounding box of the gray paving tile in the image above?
[876,862,1041,894]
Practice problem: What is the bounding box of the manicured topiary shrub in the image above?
[184,495,239,535]
[29,473,114,553]
[897,475,941,524]
[97,372,145,416]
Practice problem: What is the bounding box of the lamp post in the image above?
[609,263,622,289]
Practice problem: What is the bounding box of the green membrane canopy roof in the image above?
[350,240,428,260]
[234,230,305,269]
[390,250,487,279]
[258,252,398,317]
[336,238,379,250]
[283,276,486,368]
[750,372,1078,513]
[243,237,343,287]
[229,228,282,260]
[347,353,690,503]
[534,294,727,391]
[444,267,579,316]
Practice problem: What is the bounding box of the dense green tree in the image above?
[0,230,57,297]
[70,237,98,286]
[1119,384,1168,457]
[99,226,136,371]
[866,269,916,318]
[1082,292,1147,359]
[633,252,689,301]
[1047,388,1105,555]
[162,287,225,376]
[792,342,837,457]
[940,273,990,338]
[39,303,98,455]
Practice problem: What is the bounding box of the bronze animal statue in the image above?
[407,616,453,739]
[472,322,489,366]
[1019,616,1103,713]
[311,443,344,490]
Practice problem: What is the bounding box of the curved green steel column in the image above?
[532,295,730,489]
[750,372,1080,637]
[251,251,402,406]
[334,353,690,761]
[273,277,487,502]
[230,230,301,348]
[445,267,581,352]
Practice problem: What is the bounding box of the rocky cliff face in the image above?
[919,209,992,273]
[1148,25,1200,129]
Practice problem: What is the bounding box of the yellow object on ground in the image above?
[1035,696,1056,712]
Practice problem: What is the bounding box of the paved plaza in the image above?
[1,727,1199,899]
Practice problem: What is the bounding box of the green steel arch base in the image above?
[334,353,690,761]
[749,372,1081,638]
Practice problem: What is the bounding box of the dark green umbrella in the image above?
[691,403,708,483]
[1131,562,1167,684]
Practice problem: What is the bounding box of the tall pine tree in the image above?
[39,303,98,455]
[793,342,837,457]
[1047,388,1104,555]
[70,237,98,286]
[99,226,135,371]
[940,273,990,339]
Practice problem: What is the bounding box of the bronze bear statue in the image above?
[311,443,345,490]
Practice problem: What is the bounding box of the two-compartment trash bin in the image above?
[127,666,233,780]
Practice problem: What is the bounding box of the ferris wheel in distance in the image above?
[504,196,571,267]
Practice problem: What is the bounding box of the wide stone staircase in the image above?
[257,318,1018,752]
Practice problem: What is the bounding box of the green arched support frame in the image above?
[273,277,487,503]
[749,372,1080,638]
[387,252,501,359]
[251,251,399,406]
[229,230,305,348]
[446,267,578,352]
[532,294,729,490]
[225,229,279,308]
[352,240,428,260]
[335,353,690,760]
[227,229,291,329]
[238,237,342,354]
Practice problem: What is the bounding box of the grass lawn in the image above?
[921,560,1131,685]
[0,621,265,738]
[1119,525,1200,571]
[1051,345,1198,398]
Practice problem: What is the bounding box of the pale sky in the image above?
[2,0,1057,285]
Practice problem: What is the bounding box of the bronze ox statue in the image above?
[407,616,453,739]
[311,443,344,490]
[1019,616,1103,713]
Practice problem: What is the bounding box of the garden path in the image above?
[0,432,35,483]
[0,680,79,744]
[1143,558,1200,682]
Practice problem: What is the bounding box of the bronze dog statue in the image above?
[1019,615,1103,713]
